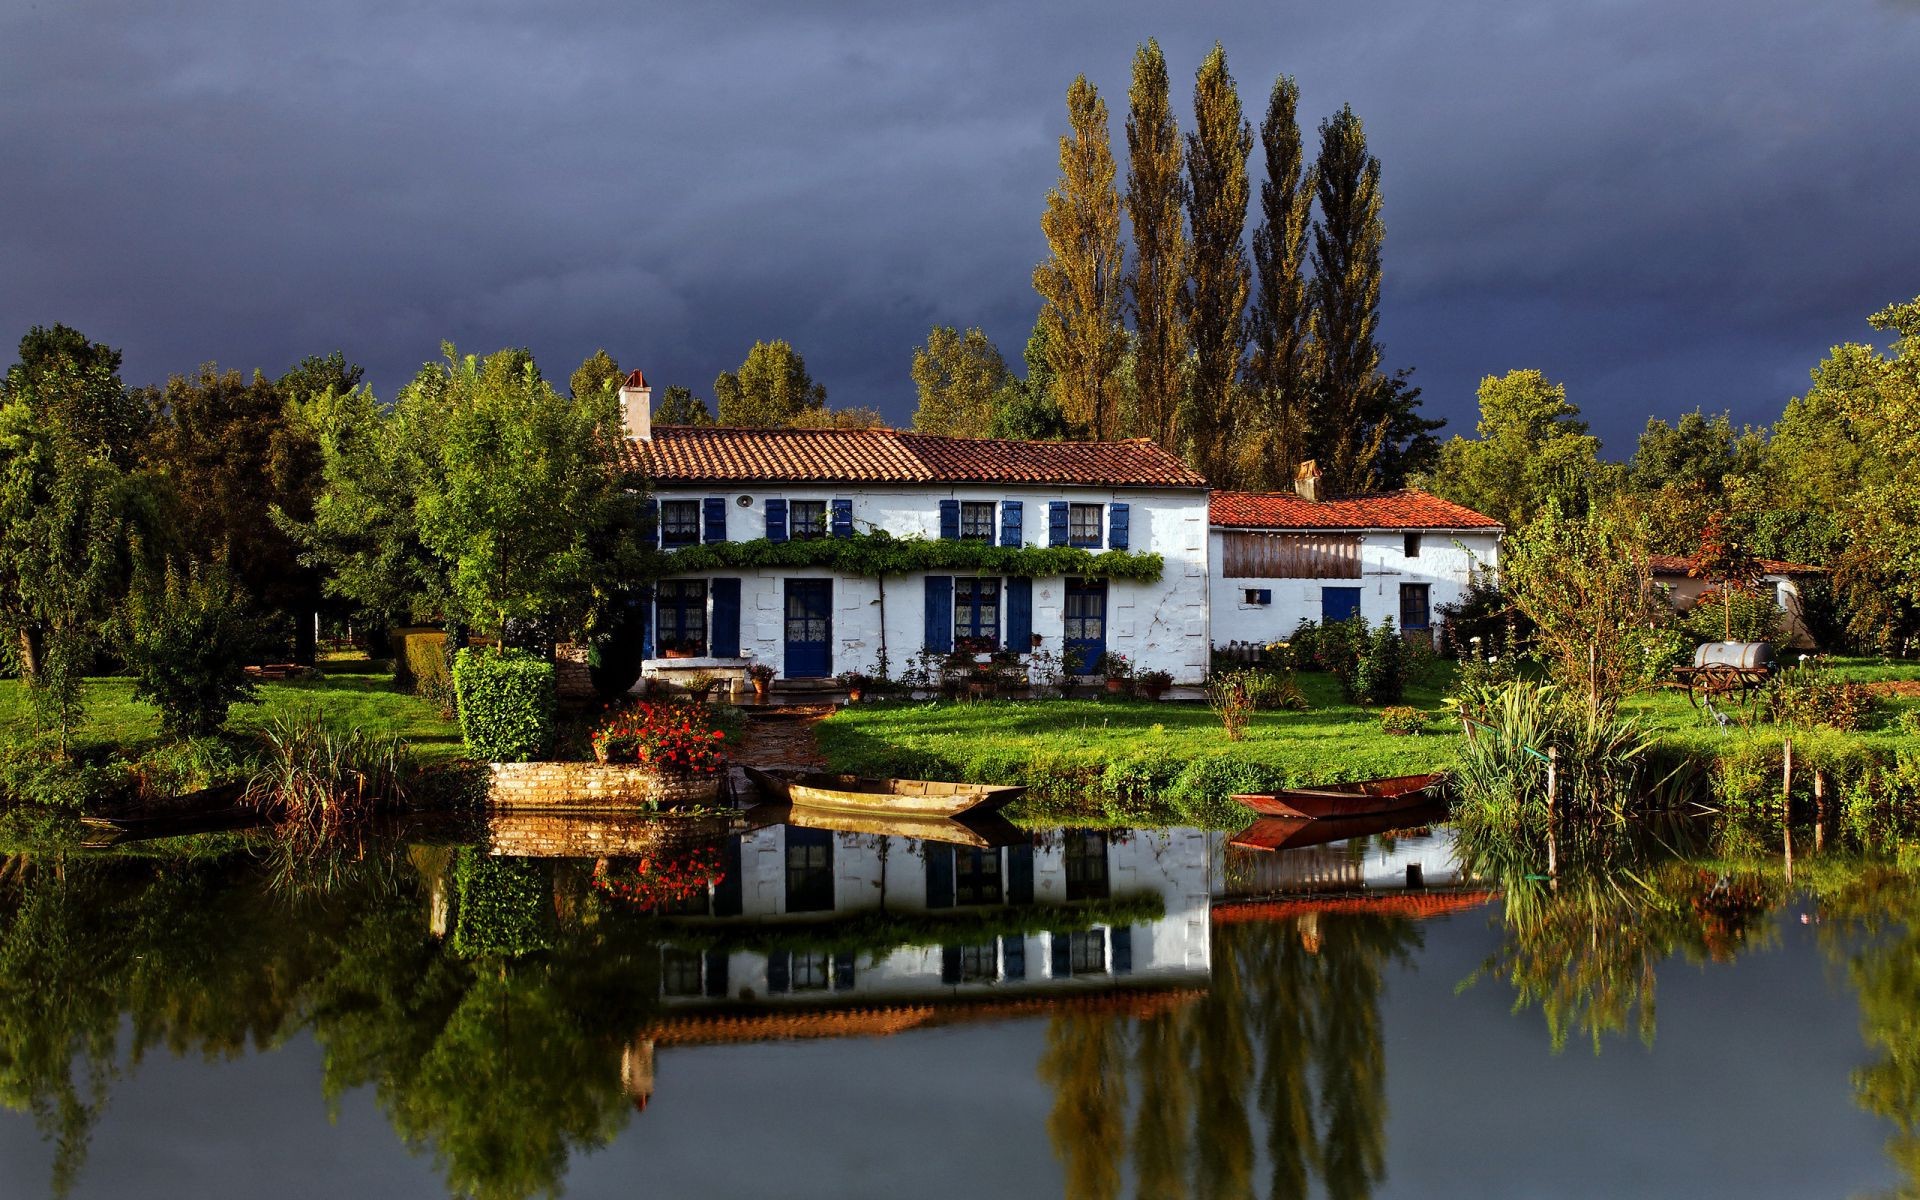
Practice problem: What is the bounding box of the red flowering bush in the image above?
[590,701,727,774]
[592,844,727,911]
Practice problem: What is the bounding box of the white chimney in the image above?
[618,368,652,441]
[1294,459,1322,503]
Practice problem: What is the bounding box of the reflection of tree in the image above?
[1040,1014,1129,1200]
[1128,1012,1190,1200]
[1818,865,1920,1197]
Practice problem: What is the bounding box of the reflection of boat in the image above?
[79,783,258,844]
[1230,803,1446,853]
[1231,773,1444,820]
[744,766,1024,819]
[746,802,1028,849]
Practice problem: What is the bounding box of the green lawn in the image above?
[0,654,466,763]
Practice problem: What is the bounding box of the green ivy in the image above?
[452,647,555,762]
[657,532,1164,582]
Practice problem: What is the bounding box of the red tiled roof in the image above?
[1209,490,1503,530]
[1210,889,1499,925]
[621,427,1207,488]
[641,987,1205,1046]
[1648,553,1825,576]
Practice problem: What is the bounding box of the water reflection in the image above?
[8,808,1920,1197]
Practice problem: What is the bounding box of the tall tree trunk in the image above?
[17,626,42,682]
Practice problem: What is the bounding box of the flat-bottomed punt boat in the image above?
[1231,773,1445,820]
[745,766,1023,820]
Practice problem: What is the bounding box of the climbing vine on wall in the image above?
[656,532,1164,582]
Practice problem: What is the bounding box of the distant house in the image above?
[616,371,1212,686]
[1647,554,1825,648]
[1209,465,1503,649]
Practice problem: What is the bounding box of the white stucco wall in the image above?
[653,483,1211,683]
[1207,528,1501,648]
[1655,572,1812,648]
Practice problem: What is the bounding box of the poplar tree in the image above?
[654,385,714,425]
[1034,75,1125,440]
[1183,45,1252,483]
[910,326,1010,438]
[1245,75,1318,490]
[1309,105,1387,494]
[1124,39,1187,453]
[713,340,827,427]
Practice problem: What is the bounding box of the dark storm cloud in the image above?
[3,0,1916,448]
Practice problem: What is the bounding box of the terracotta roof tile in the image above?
[1210,889,1499,925]
[1209,490,1503,530]
[621,427,1206,489]
[1648,553,1825,576]
[641,987,1205,1046]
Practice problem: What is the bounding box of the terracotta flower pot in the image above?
[752,681,769,698]
[1104,678,1125,694]
[847,688,864,703]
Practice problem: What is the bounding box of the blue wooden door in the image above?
[1321,586,1363,624]
[1063,580,1107,674]
[783,579,833,678]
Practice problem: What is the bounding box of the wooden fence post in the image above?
[1783,736,1794,809]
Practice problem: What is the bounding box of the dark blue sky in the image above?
[4,0,1917,451]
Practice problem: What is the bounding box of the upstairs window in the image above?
[1069,503,1103,548]
[960,501,995,542]
[954,578,1000,652]
[784,828,834,913]
[955,848,1003,906]
[660,500,700,548]
[1404,532,1422,558]
[790,500,828,540]
[956,943,998,982]
[1064,829,1110,901]
[661,949,705,996]
[1069,930,1108,974]
[656,580,707,655]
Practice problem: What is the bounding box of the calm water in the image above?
[1,809,1913,1199]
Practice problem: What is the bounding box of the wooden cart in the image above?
[1672,641,1773,709]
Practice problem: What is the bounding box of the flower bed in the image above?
[591,701,727,774]
[592,842,728,911]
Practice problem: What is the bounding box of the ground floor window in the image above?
[1064,829,1110,901]
[957,943,998,982]
[661,948,704,996]
[955,847,1002,905]
[954,578,1000,651]
[789,951,832,991]
[1400,582,1431,631]
[1069,930,1107,974]
[657,580,707,654]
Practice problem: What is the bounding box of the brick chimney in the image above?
[618,368,652,441]
[1294,459,1322,503]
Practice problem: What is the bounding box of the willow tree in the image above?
[1245,75,1318,490]
[1035,75,1126,440]
[1124,39,1188,453]
[1309,105,1387,494]
[1182,45,1252,483]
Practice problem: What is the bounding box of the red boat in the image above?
[1230,773,1445,820]
[1228,803,1447,852]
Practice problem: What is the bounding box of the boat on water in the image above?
[744,766,1024,820]
[79,783,259,844]
[1230,773,1445,820]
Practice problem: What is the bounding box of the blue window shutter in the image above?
[766,951,790,993]
[709,578,741,657]
[1000,499,1023,547]
[940,946,962,984]
[1050,933,1071,978]
[1006,577,1033,649]
[713,836,743,916]
[833,952,856,990]
[1002,935,1026,980]
[1109,502,1130,550]
[702,496,727,544]
[1007,841,1034,905]
[939,498,960,540]
[704,952,729,998]
[1048,501,1069,547]
[765,498,788,543]
[926,844,955,908]
[1111,926,1133,975]
[639,585,655,660]
[924,576,953,654]
[831,498,853,539]
[642,498,660,549]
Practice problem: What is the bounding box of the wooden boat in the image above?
[79,783,259,844]
[1229,802,1447,853]
[745,766,1023,819]
[1230,773,1445,820]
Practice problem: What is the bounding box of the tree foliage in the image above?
[116,557,264,738]
[1243,74,1318,491]
[1124,39,1188,455]
[1035,75,1127,440]
[1307,106,1387,495]
[910,326,1010,438]
[713,340,826,427]
[1423,369,1610,530]
[568,349,622,401]
[654,384,713,426]
[2,324,147,466]
[1182,44,1253,481]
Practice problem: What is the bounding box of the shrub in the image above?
[1207,671,1257,741]
[453,647,556,762]
[0,740,132,810]
[1677,586,1786,648]
[1450,681,1656,818]
[246,706,413,833]
[1355,619,1408,706]
[451,849,552,958]
[1765,657,1877,732]
[589,701,727,774]
[116,559,265,739]
[1380,706,1423,735]
[1242,669,1308,711]
[395,630,455,709]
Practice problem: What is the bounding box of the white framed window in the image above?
[1069,503,1103,548]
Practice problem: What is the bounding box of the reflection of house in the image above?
[651,824,1214,1009]
[1219,823,1470,899]
[616,371,1211,685]
[1209,465,1502,649]
[1648,554,1824,648]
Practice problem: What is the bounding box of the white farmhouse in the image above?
[616,371,1212,686]
[1209,465,1503,649]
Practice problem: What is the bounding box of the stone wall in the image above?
[486,761,722,811]
[553,642,596,701]
[483,809,734,858]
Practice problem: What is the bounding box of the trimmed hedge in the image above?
[452,647,555,762]
[451,849,552,958]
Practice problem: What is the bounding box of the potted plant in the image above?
[661,637,699,661]
[1096,651,1133,695]
[682,671,719,702]
[1135,669,1173,701]
[835,671,870,702]
[746,661,775,699]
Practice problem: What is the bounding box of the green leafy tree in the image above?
[568,349,622,401]
[654,384,713,426]
[713,340,826,427]
[279,351,365,404]
[1124,39,1188,453]
[1035,75,1127,440]
[2,324,147,466]
[1182,44,1253,481]
[910,326,1010,438]
[116,557,264,738]
[1244,74,1318,490]
[1307,105,1388,495]
[1625,410,1768,553]
[1422,369,1611,529]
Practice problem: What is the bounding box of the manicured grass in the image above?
[0,654,466,763]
